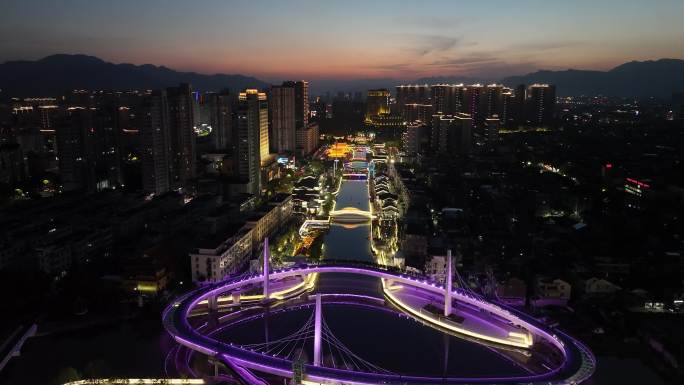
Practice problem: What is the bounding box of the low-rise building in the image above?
[190,224,253,283]
[424,254,451,285]
[245,194,293,252]
[292,175,320,215]
[123,254,169,296]
[584,277,621,295]
[296,122,320,156]
[536,278,572,300]
[497,277,527,303]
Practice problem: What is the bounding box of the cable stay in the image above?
[236,305,393,374]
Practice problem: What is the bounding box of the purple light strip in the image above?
[163,263,595,385]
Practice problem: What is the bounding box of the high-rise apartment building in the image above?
[461,85,483,125]
[205,92,234,151]
[404,103,434,125]
[140,84,196,195]
[166,84,196,188]
[141,90,171,195]
[396,84,431,111]
[268,85,296,153]
[236,89,270,195]
[296,122,320,156]
[453,113,473,155]
[56,106,121,192]
[280,81,312,156]
[403,123,426,154]
[527,84,556,126]
[281,80,309,127]
[484,84,504,119]
[431,84,461,115]
[485,117,500,146]
[432,113,472,155]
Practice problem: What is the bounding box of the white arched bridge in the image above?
[163,260,595,385]
[329,207,375,223]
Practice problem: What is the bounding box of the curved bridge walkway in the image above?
[163,261,595,385]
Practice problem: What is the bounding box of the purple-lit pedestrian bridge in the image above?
[163,260,595,385]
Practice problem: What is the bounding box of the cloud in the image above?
[402,34,464,56]
[508,40,585,52]
[426,55,501,67]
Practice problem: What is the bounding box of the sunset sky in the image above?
[3,0,684,82]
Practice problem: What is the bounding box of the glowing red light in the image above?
[626,177,650,189]
[605,163,612,169]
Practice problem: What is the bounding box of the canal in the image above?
[243,177,531,377]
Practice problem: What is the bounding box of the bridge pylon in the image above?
[313,293,322,366]
[263,237,270,299]
[445,249,453,316]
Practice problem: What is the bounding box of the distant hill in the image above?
[0,54,269,97]
[412,75,487,86]
[3,55,683,98]
[501,59,684,98]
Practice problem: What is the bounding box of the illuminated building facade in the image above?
[365,89,391,122]
[297,122,320,155]
[395,83,532,129]
[327,142,351,158]
[190,225,253,283]
[366,89,404,136]
[624,177,651,210]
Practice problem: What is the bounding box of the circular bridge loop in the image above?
[163,261,595,385]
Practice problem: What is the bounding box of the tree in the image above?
[54,367,80,385]
[83,359,111,379]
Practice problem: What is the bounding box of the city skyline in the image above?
[2,3,684,385]
[2,0,684,81]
